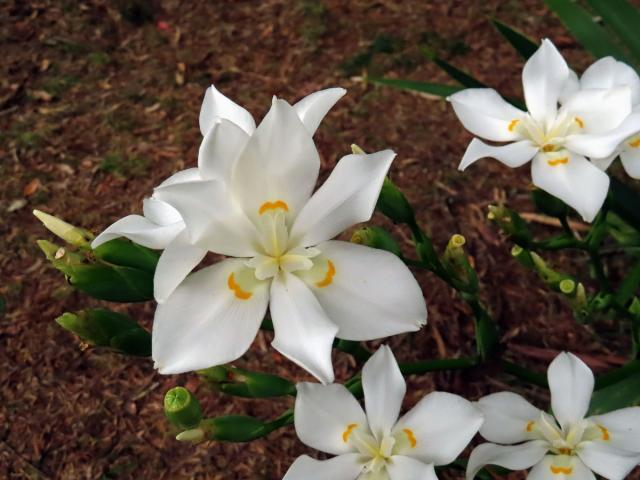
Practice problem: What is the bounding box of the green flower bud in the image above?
[198,365,229,383]
[199,415,267,442]
[351,143,366,155]
[487,205,532,245]
[376,177,415,224]
[200,366,295,398]
[511,245,535,269]
[351,226,401,256]
[559,278,576,295]
[164,387,202,430]
[93,238,159,273]
[55,308,151,356]
[33,210,93,248]
[444,234,466,262]
[67,264,154,302]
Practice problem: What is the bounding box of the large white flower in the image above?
[284,345,483,480]
[449,39,640,222]
[575,57,640,179]
[92,85,348,303]
[467,352,640,480]
[150,92,427,383]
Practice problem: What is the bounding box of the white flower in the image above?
[92,85,348,303]
[467,352,640,480]
[574,57,640,179]
[449,39,640,222]
[284,346,484,480]
[150,90,427,383]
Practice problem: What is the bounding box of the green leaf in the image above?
[545,0,631,62]
[69,264,154,302]
[614,261,640,306]
[491,19,538,59]
[110,328,151,356]
[608,178,640,232]
[586,0,640,64]
[369,77,461,98]
[589,364,640,414]
[420,46,487,88]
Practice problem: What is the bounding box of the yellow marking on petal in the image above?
[508,119,520,132]
[526,421,535,432]
[403,428,417,448]
[547,157,569,167]
[342,423,358,443]
[315,260,336,288]
[550,466,573,475]
[575,117,584,129]
[542,144,557,152]
[557,447,572,455]
[628,138,640,148]
[597,424,610,441]
[227,273,252,300]
[259,200,289,215]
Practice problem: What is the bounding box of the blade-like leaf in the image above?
[586,0,640,65]
[491,18,538,59]
[420,46,487,88]
[589,363,640,414]
[545,0,632,63]
[369,77,462,99]
[609,178,640,232]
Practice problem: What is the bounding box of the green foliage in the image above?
[589,363,640,414]
[586,0,640,64]
[164,387,203,429]
[93,238,160,273]
[490,19,538,59]
[368,77,461,98]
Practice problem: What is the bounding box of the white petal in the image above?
[559,69,580,105]
[387,456,437,480]
[466,441,549,480]
[581,56,640,107]
[293,87,346,136]
[300,241,427,341]
[153,231,207,303]
[522,39,569,125]
[231,98,320,221]
[154,179,260,257]
[531,152,609,223]
[198,118,250,181]
[270,272,339,384]
[143,197,183,225]
[290,150,395,247]
[578,442,640,480]
[591,153,617,172]
[393,391,483,466]
[283,454,363,480]
[152,259,269,374]
[294,382,368,456]
[587,407,640,453]
[547,352,594,429]
[621,146,640,178]
[565,112,640,159]
[199,84,255,136]
[477,391,544,444]
[156,168,202,188]
[528,455,594,480]
[560,88,632,134]
[458,138,538,171]
[362,345,406,441]
[91,214,184,249]
[448,88,526,142]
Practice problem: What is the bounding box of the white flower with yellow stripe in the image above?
[449,39,640,222]
[573,57,640,179]
[284,346,483,480]
[150,90,427,384]
[467,352,640,480]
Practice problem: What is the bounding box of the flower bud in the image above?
[56,308,151,356]
[200,366,295,398]
[199,415,268,442]
[67,264,154,302]
[93,238,159,273]
[164,387,202,430]
[511,245,534,269]
[351,226,401,256]
[376,177,415,224]
[176,428,205,443]
[444,234,466,263]
[33,210,93,248]
[487,205,532,245]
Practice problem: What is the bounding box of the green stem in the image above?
[502,360,548,388]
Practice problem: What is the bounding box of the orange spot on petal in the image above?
[547,156,569,167]
[403,428,417,448]
[598,424,610,441]
[550,466,573,475]
[315,260,336,288]
[259,200,289,215]
[508,119,520,132]
[526,421,535,432]
[228,273,252,300]
[629,138,640,148]
[575,116,584,128]
[342,423,358,443]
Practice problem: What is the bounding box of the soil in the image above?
[1,1,638,479]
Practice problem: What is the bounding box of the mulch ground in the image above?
[1,1,638,478]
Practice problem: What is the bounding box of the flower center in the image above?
[528,413,611,456]
[244,205,320,280]
[510,113,584,153]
